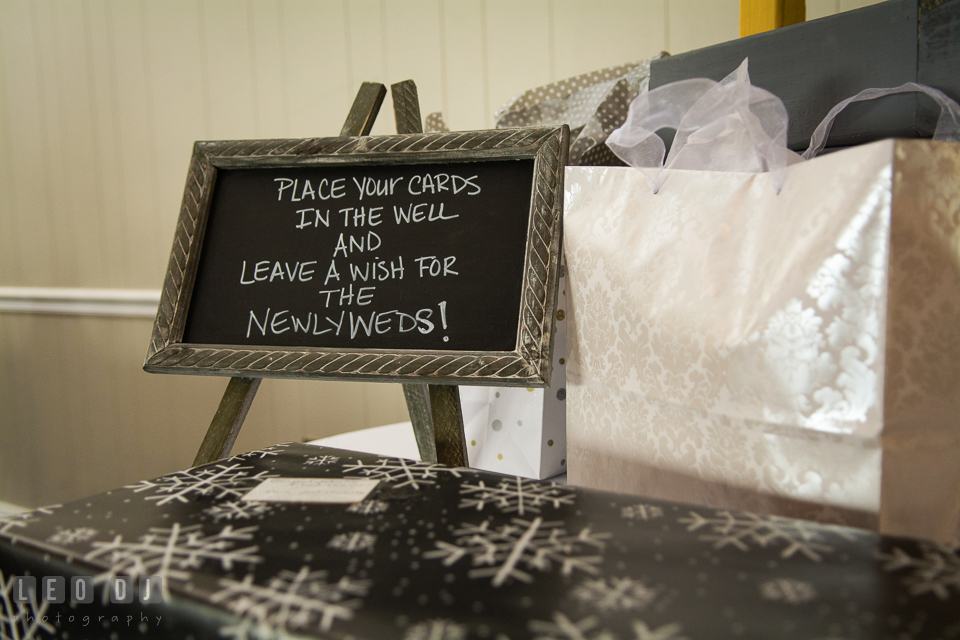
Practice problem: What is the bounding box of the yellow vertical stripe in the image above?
[740,0,805,37]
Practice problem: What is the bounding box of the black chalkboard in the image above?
[183,160,533,352]
[145,127,569,386]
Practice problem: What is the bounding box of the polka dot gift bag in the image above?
[458,265,568,480]
[564,60,960,543]
[494,57,662,167]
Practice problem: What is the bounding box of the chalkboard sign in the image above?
[145,127,569,386]
[184,160,533,352]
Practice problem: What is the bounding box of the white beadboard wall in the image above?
[0,0,882,508]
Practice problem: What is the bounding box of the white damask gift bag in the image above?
[565,63,960,542]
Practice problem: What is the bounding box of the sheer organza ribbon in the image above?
[606,58,794,193]
[801,82,960,159]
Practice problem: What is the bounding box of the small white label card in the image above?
[242,478,380,504]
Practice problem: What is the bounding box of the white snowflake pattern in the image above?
[204,500,275,522]
[125,464,278,506]
[342,458,464,490]
[621,504,664,521]
[403,618,468,640]
[0,514,34,539]
[529,612,686,640]
[327,532,377,553]
[459,478,576,515]
[47,527,98,546]
[83,523,261,601]
[211,566,370,639]
[631,620,687,640]
[678,510,859,562]
[304,455,340,467]
[0,505,60,540]
[346,500,389,515]
[571,577,658,611]
[423,517,609,587]
[759,578,818,604]
[235,443,290,459]
[0,568,54,640]
[530,612,610,640]
[879,542,960,600]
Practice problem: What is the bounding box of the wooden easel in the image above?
[192,80,468,470]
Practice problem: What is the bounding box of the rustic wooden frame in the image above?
[144,126,569,387]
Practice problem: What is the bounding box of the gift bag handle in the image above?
[802,82,960,160]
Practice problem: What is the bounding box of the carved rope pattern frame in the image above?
[145,126,570,386]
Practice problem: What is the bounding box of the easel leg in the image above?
[403,384,437,463]
[390,79,423,135]
[389,79,469,468]
[193,377,261,466]
[427,385,469,467]
[340,81,387,136]
[404,383,469,467]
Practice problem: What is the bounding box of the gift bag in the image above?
[447,59,664,480]
[458,266,568,480]
[565,62,960,542]
[495,58,660,166]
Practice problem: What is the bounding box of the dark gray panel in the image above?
[651,0,919,151]
[919,0,960,134]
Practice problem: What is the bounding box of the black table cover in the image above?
[1,443,957,639]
